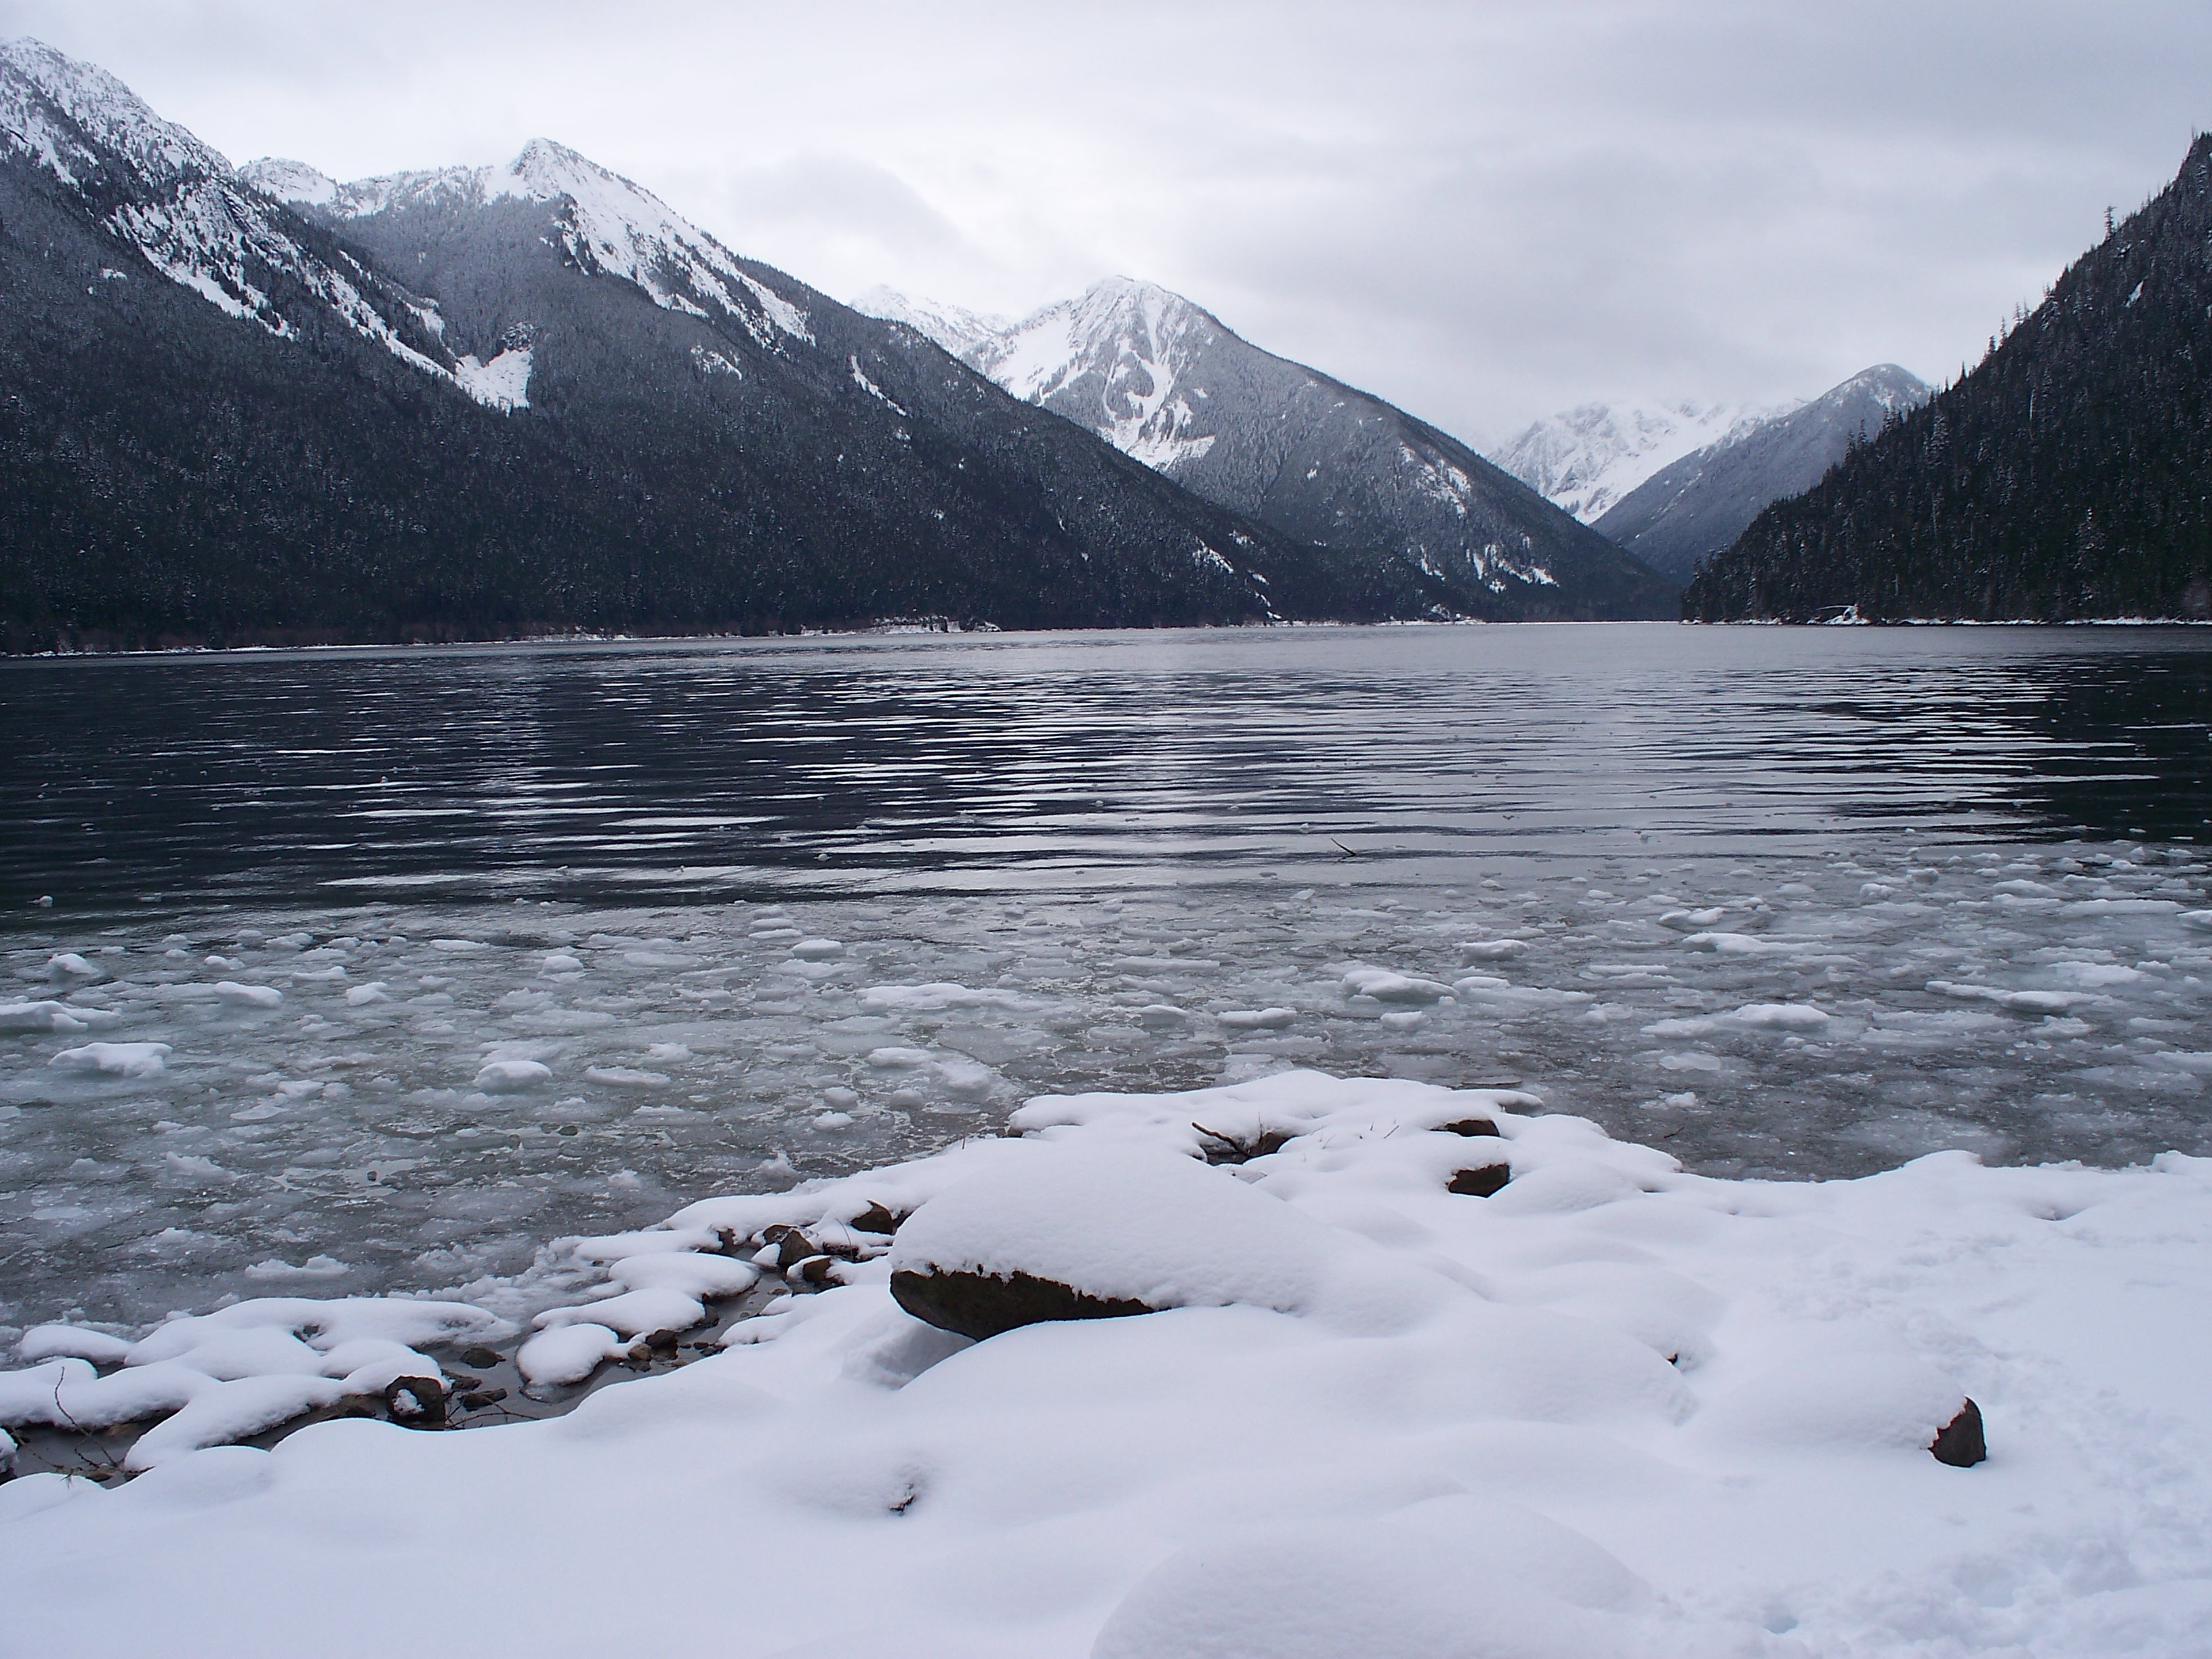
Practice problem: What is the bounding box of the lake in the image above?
[2,622,2207,1333]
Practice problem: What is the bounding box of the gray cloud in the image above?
[3,0,2203,443]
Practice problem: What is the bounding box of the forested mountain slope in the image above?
[1687,139,2212,623]
[0,40,1459,650]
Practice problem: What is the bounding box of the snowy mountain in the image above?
[1489,398,1787,523]
[890,276,1674,620]
[4,37,1469,647]
[1595,365,1931,581]
[851,285,1008,359]
[0,39,466,394]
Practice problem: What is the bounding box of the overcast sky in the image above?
[5,0,2206,443]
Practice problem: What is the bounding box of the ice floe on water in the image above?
[1,1069,2209,1656]
[1,838,2209,1339]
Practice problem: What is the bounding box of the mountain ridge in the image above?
[0,37,1501,649]
[1593,364,1931,581]
[862,278,1677,619]
[1686,138,2212,623]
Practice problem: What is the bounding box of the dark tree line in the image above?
[1686,136,2212,623]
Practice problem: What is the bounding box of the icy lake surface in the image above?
[1,623,2208,1334]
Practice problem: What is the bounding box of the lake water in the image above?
[2,623,2208,1336]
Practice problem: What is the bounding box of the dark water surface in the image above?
[3,624,2209,911]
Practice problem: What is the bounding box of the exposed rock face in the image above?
[888,1268,1158,1342]
[1929,1398,1988,1468]
[1447,1164,1511,1197]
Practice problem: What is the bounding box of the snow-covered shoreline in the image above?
[4,1068,2209,1656]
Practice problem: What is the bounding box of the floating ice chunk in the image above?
[1217,1007,1296,1029]
[0,1000,101,1034]
[790,938,844,960]
[814,1111,855,1128]
[1680,931,1794,955]
[1660,908,1729,930]
[344,982,389,1005]
[516,1323,628,1388]
[867,1046,932,1069]
[861,983,1037,1012]
[473,1059,553,1092]
[1460,938,1530,960]
[1643,1002,1830,1038]
[541,951,585,972]
[1340,966,1454,1005]
[2182,909,2212,932]
[584,1065,670,1087]
[214,981,283,1008]
[646,1042,692,1061]
[45,952,100,979]
[127,1375,348,1470]
[1927,980,2093,1013]
[1379,1010,1425,1029]
[49,1041,169,1078]
[2051,962,2145,987]
[241,1256,351,1281]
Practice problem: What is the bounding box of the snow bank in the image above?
[3,1070,2210,1657]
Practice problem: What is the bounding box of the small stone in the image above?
[384,1375,448,1427]
[1439,1117,1500,1138]
[1930,1398,1987,1467]
[849,1202,903,1235]
[457,1387,508,1410]
[457,1345,504,1370]
[1447,1164,1511,1197]
[763,1224,817,1269]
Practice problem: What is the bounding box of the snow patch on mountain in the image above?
[237,156,336,207]
[302,140,815,353]
[0,37,226,189]
[454,346,533,411]
[848,353,907,415]
[853,285,1010,358]
[968,277,1220,472]
[1491,398,1790,522]
[0,40,484,399]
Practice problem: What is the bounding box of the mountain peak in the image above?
[852,285,1010,356]
[1,35,230,188]
[238,156,336,205]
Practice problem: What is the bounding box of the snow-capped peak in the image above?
[237,156,337,207]
[968,276,1223,472]
[1489,398,1790,523]
[1,35,228,190]
[306,138,814,349]
[852,285,1010,358]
